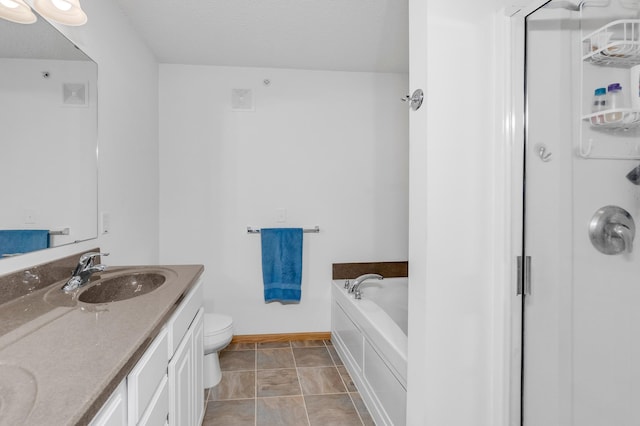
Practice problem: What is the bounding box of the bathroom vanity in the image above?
[0,252,204,425]
[92,278,204,426]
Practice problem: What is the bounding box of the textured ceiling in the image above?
[113,0,408,73]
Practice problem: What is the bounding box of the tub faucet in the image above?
[62,251,109,292]
[349,273,383,299]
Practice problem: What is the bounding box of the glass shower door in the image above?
[523,2,640,425]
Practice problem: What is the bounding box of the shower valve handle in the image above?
[589,206,636,255]
[611,224,633,254]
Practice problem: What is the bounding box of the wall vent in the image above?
[231,88,254,111]
[62,83,87,106]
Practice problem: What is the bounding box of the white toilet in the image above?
[203,313,233,388]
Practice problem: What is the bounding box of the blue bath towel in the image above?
[261,228,303,303]
[0,230,49,257]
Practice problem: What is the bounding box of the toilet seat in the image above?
[204,313,233,336]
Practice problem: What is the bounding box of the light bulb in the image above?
[0,0,20,9]
[51,0,71,11]
[0,0,36,23]
[33,0,86,25]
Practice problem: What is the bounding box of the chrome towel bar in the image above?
[247,226,320,234]
[49,228,70,236]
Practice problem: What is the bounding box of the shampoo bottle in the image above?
[605,83,624,122]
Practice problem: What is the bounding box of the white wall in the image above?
[0,0,159,275]
[159,65,409,334]
[407,0,506,425]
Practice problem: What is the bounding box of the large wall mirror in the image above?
[0,13,98,259]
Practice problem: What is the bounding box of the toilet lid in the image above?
[204,313,233,336]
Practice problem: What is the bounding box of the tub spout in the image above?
[349,273,383,299]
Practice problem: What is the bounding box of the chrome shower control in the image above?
[589,206,636,255]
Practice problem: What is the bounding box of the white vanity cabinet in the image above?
[89,381,128,426]
[90,278,204,426]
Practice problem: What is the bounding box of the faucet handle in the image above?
[344,279,350,289]
[76,252,109,271]
[79,252,109,263]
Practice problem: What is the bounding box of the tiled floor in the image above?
[202,339,375,426]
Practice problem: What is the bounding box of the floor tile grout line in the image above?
[334,354,366,426]
[256,366,298,371]
[210,396,258,402]
[292,342,313,426]
[346,391,366,426]
[209,339,370,425]
[221,368,259,373]
[255,393,304,400]
[299,391,351,397]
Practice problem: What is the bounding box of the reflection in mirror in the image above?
[0,13,97,259]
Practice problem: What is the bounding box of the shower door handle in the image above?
[524,256,532,295]
[517,256,532,296]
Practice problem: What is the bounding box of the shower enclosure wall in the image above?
[520,1,640,424]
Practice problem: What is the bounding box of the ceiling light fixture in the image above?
[33,0,86,26]
[0,0,37,24]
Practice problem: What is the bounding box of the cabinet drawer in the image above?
[138,375,168,426]
[128,328,169,425]
[168,278,203,356]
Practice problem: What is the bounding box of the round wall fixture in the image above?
[401,89,424,111]
[589,205,635,255]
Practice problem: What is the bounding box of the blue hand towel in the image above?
[0,230,49,257]
[261,228,303,303]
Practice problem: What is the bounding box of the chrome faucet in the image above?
[62,251,109,292]
[349,273,383,299]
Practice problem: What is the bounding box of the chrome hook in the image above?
[535,144,552,162]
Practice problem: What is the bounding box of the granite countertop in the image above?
[0,261,204,426]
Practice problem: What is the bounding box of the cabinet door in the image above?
[138,375,169,426]
[89,380,127,426]
[169,328,193,426]
[127,328,168,425]
[191,309,205,425]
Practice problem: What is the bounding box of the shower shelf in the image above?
[582,109,640,129]
[583,19,640,67]
[579,13,640,158]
